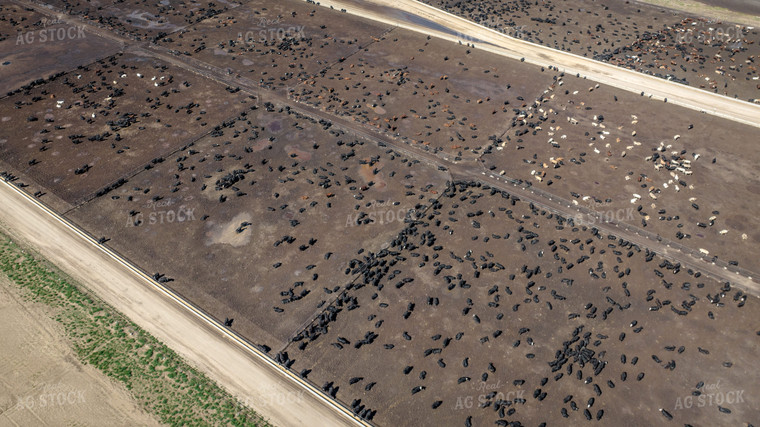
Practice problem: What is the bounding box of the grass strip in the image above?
[0,233,272,427]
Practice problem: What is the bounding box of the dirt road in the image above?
[8,0,757,295]
[1,1,757,424]
[0,180,365,427]
[310,0,760,129]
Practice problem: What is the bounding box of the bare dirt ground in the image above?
[0,274,162,427]
[0,0,758,425]
[478,70,760,272]
[287,180,759,426]
[156,0,394,91]
[698,0,760,16]
[65,106,449,352]
[295,27,553,160]
[418,0,760,101]
[0,52,251,205]
[0,180,361,427]
[39,0,241,40]
[637,0,760,24]
[316,0,760,129]
[0,0,123,95]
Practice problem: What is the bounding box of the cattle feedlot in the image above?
[0,0,758,426]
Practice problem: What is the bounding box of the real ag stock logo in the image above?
[573,205,636,227]
[15,19,85,46]
[452,380,525,410]
[344,200,413,227]
[673,380,745,413]
[15,382,86,411]
[126,196,196,227]
[237,16,306,44]
[675,22,746,48]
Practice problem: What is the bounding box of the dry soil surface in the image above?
[0,274,162,427]
[0,180,361,427]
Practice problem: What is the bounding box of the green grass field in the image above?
[0,234,273,427]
